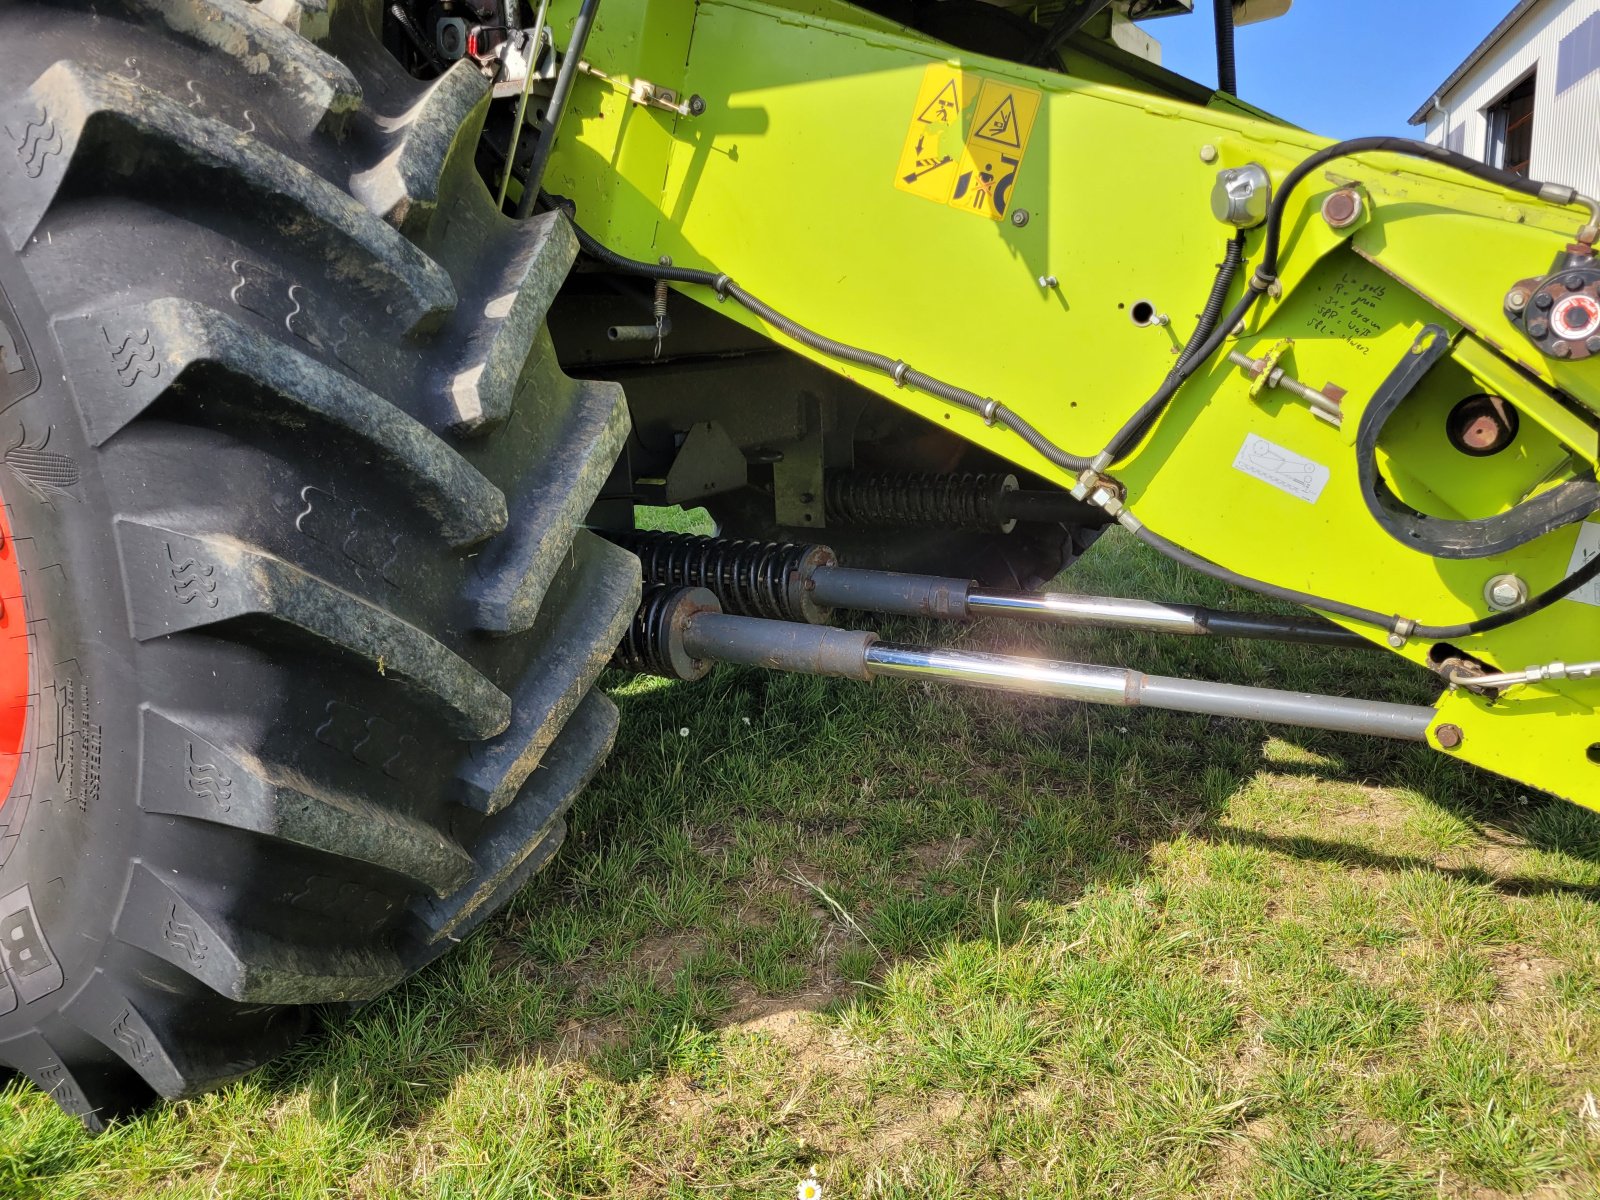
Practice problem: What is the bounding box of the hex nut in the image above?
[1010,208,1030,227]
[1485,573,1528,610]
[1506,289,1528,311]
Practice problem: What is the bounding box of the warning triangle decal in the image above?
[973,94,1021,147]
[916,79,960,124]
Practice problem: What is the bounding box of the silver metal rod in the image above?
[495,0,551,210]
[517,0,601,218]
[863,642,1432,740]
[965,588,1371,648]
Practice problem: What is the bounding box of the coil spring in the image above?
[612,585,698,679]
[608,530,820,622]
[824,471,1015,531]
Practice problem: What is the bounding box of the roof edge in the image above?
[1407,0,1544,125]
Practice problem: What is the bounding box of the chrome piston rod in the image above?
[609,529,1369,649]
[672,602,1432,742]
[807,566,1370,649]
[861,643,1431,740]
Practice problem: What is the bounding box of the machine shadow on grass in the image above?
[282,532,1597,1100]
[9,530,1600,1197]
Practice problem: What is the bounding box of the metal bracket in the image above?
[664,421,748,505]
[773,396,825,529]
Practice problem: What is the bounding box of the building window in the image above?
[1557,11,1600,96]
[1485,72,1536,176]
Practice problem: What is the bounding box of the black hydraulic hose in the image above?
[1102,137,1580,466]
[1259,136,1553,283]
[1213,0,1237,96]
[1132,523,1600,640]
[1102,283,1263,463]
[558,183,1597,643]
[565,214,1094,470]
[516,0,601,218]
[1176,234,1246,376]
[1102,235,1250,462]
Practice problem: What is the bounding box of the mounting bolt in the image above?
[1038,274,1059,289]
[658,255,673,267]
[1199,144,1219,163]
[1552,341,1573,359]
[1321,187,1364,230]
[1010,208,1030,227]
[1588,335,1600,354]
[686,94,706,116]
[1529,319,1549,338]
[1534,292,1554,310]
[1435,723,1464,750]
[1506,289,1529,312]
[1386,632,1406,648]
[1485,573,1528,610]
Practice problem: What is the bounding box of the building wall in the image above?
[1422,0,1600,196]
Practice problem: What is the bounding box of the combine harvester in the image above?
[0,0,1595,1124]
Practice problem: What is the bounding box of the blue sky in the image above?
[1151,0,1517,137]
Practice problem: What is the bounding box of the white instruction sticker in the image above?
[1231,432,1330,504]
[1564,520,1600,607]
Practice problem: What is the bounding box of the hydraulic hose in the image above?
[1176,234,1246,376]
[1257,136,1581,281]
[1101,237,1251,462]
[1131,523,1600,640]
[566,215,1094,470]
[1101,138,1596,466]
[554,149,1600,643]
[1213,0,1237,96]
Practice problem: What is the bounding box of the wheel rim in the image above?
[0,495,30,807]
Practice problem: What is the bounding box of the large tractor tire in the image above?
[0,0,638,1127]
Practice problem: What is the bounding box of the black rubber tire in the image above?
[0,0,638,1128]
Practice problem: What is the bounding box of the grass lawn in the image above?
[5,514,1600,1198]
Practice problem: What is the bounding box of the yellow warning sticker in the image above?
[893,65,1041,221]
[892,66,971,203]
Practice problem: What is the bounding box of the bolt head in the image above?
[1010,208,1030,227]
[1506,289,1528,311]
[658,255,673,267]
[1552,340,1573,358]
[1588,335,1600,354]
[1489,580,1522,608]
[1435,723,1464,750]
[1529,319,1549,338]
[1199,144,1219,163]
[1534,291,1554,310]
[1321,188,1363,230]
